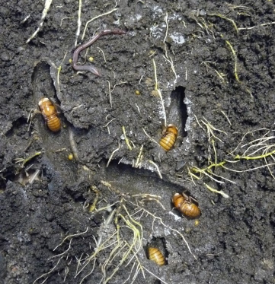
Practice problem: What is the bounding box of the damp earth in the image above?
[1,0,275,283]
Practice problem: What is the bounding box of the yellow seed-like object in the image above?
[68,153,74,160]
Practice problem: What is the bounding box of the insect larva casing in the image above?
[172,193,201,218]
[172,193,185,209]
[159,124,178,151]
[148,247,166,266]
[38,98,61,132]
[46,114,61,132]
[179,202,201,218]
[160,132,176,151]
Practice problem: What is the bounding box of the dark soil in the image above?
[1,0,275,283]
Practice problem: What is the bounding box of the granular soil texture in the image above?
[1,0,275,283]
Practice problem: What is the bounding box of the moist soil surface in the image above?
[1,1,275,284]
